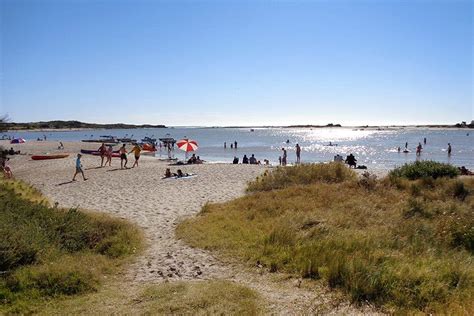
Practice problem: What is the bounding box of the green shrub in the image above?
[247,162,356,192]
[389,161,460,180]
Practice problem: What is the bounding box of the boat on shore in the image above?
[81,138,119,144]
[31,154,69,160]
[141,136,157,144]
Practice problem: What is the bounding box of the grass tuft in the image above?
[139,281,263,314]
[247,162,356,192]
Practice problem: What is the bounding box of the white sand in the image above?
[3,140,380,314]
[4,140,266,281]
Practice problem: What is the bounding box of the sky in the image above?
[0,0,472,126]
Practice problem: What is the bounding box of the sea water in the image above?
[4,127,473,170]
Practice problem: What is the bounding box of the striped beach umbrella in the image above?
[177,139,198,152]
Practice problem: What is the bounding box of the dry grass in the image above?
[139,280,263,314]
[247,162,356,192]
[1,177,49,205]
[178,164,474,313]
[35,280,263,315]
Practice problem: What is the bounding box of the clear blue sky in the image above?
[1,0,472,126]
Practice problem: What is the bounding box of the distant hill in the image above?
[2,120,166,131]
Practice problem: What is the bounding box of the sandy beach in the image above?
[3,140,380,313]
[4,140,266,280]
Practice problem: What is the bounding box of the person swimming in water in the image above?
[295,143,301,164]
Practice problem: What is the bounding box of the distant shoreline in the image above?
[1,120,167,132]
[3,125,474,133]
[2,120,473,132]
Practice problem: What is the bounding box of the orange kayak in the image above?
[31,154,70,160]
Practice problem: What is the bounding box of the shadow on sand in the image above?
[56,180,76,186]
[84,166,104,170]
[107,168,129,172]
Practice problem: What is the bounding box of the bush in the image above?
[247,162,356,192]
[389,161,460,180]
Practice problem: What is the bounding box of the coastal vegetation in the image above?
[2,120,166,131]
[0,178,143,314]
[178,162,474,313]
[389,160,460,180]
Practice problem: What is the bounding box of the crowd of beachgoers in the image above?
[1,133,474,181]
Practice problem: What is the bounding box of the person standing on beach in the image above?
[119,144,128,169]
[72,154,87,181]
[295,144,301,164]
[282,148,287,166]
[98,143,107,167]
[447,143,452,155]
[105,145,113,166]
[130,144,141,168]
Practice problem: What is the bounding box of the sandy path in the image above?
[4,140,379,314]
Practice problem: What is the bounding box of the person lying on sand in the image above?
[176,169,189,178]
[164,168,177,178]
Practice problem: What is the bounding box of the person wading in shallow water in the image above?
[416,143,423,156]
[281,148,287,166]
[295,143,301,164]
